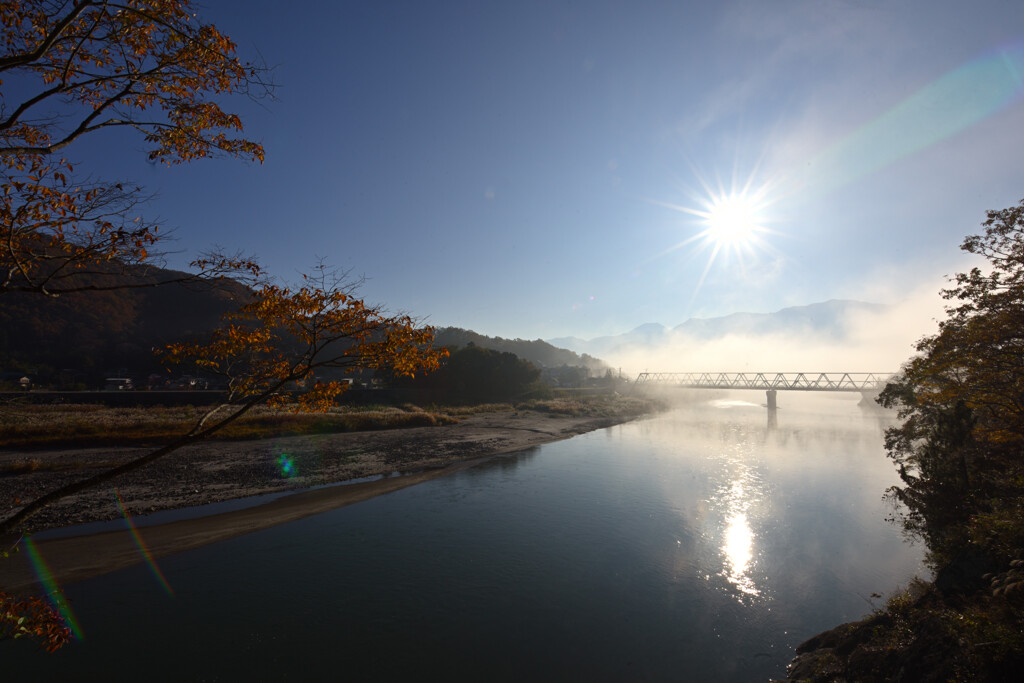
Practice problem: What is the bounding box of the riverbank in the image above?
[773,562,1024,682]
[772,545,1024,681]
[1,399,660,592]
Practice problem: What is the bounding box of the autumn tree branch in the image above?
[1,0,275,298]
[0,269,448,535]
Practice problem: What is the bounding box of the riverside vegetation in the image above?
[779,200,1024,682]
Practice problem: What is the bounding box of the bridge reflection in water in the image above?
[633,372,894,425]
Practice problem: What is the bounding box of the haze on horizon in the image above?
[555,280,953,376]
[65,1,1024,346]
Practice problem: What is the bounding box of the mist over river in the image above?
[11,393,924,681]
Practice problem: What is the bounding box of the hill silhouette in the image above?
[0,266,603,388]
[0,265,250,384]
[431,327,606,372]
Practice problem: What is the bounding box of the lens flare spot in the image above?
[278,454,296,478]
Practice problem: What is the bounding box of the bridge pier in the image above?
[766,389,778,430]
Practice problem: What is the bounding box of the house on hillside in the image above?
[1,371,33,390]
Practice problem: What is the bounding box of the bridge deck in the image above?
[633,372,892,392]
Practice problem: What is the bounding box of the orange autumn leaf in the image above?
[1,0,272,296]
[160,267,448,413]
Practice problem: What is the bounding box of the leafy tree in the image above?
[548,364,587,388]
[0,0,274,651]
[391,344,540,404]
[0,0,271,296]
[0,267,447,534]
[880,199,1024,564]
[0,4,442,652]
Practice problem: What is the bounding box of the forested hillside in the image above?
[0,268,249,382]
[432,327,606,372]
[0,271,603,388]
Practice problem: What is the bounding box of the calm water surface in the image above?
[12,394,924,681]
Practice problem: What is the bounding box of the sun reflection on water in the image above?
[723,508,758,597]
[715,464,763,600]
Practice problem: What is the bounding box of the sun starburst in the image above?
[686,182,773,257]
[647,169,783,299]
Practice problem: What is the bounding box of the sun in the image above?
[645,170,783,299]
[705,193,763,247]
[679,183,775,265]
[686,179,775,255]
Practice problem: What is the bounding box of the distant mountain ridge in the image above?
[547,300,888,357]
[0,261,604,384]
[432,327,606,371]
[0,266,250,379]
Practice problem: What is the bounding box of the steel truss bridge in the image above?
[633,372,893,393]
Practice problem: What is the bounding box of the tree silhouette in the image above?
[1,0,272,296]
[880,199,1024,563]
[390,344,540,404]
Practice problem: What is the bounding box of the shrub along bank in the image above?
[777,201,1024,681]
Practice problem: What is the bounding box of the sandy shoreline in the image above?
[1,408,649,593]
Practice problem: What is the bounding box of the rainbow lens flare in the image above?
[23,537,84,640]
[113,488,174,596]
[809,43,1024,198]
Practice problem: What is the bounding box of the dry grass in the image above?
[516,394,662,418]
[0,403,460,451]
[431,403,514,416]
[0,457,126,475]
[0,394,664,453]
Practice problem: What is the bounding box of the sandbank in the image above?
[1,408,649,593]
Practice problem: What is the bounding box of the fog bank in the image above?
[607,277,951,376]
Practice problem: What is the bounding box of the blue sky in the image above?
[68,0,1024,340]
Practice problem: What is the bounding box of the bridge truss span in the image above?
[633,372,893,392]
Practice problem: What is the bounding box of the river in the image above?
[9,393,924,681]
